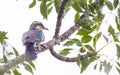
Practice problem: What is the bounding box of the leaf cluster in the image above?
[0,32,35,75]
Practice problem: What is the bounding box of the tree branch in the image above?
[0,0,99,74]
[49,47,97,62]
[39,0,99,52]
[54,0,68,38]
[47,0,99,62]
[0,54,25,74]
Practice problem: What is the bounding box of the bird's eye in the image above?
[36,26,43,30]
[39,26,42,28]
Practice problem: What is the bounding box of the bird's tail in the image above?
[25,42,37,62]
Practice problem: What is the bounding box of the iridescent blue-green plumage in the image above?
[25,42,37,61]
[22,21,48,62]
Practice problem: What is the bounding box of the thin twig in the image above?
[97,40,112,53]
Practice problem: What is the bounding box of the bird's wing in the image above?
[22,30,44,45]
[22,31,29,45]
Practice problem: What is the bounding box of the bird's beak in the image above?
[43,27,48,30]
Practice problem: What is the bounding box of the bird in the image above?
[22,21,48,62]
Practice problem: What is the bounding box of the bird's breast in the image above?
[22,29,45,44]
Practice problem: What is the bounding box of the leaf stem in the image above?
[97,40,112,53]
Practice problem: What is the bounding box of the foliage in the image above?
[0,32,36,75]
[1,0,120,75]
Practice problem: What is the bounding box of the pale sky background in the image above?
[0,0,119,75]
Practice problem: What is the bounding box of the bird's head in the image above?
[29,21,48,31]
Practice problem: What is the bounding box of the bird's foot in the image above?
[34,42,41,53]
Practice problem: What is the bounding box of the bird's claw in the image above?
[34,42,41,52]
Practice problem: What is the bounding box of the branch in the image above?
[48,0,99,62]
[0,0,99,74]
[49,47,97,62]
[0,54,25,74]
[54,0,68,38]
[37,0,99,56]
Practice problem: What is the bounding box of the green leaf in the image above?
[116,62,120,73]
[116,67,120,74]
[7,71,12,74]
[93,10,104,22]
[113,0,119,9]
[12,47,19,56]
[116,61,120,67]
[84,45,94,51]
[81,18,94,30]
[79,0,87,9]
[76,60,80,67]
[40,1,48,19]
[48,7,53,15]
[47,1,53,7]
[72,0,83,12]
[99,0,104,6]
[54,0,61,13]
[38,0,51,1]
[93,32,101,48]
[77,28,91,35]
[74,12,80,23]
[29,0,36,8]
[60,51,70,56]
[63,7,70,16]
[0,31,8,43]
[71,38,81,46]
[13,69,21,75]
[81,35,92,43]
[108,25,115,35]
[108,25,119,42]
[113,35,119,42]
[3,55,8,63]
[23,63,34,74]
[29,62,36,69]
[115,16,120,31]
[66,0,74,7]
[91,24,98,31]
[88,5,95,14]
[97,10,105,21]
[47,1,53,15]
[64,38,81,46]
[103,61,112,75]
[89,56,97,62]
[63,40,74,46]
[38,0,42,1]
[105,0,113,11]
[80,56,96,73]
[79,47,86,53]
[99,63,103,72]
[94,63,97,70]
[89,0,92,4]
[7,52,14,56]
[118,8,120,17]
[80,58,89,73]
[59,48,72,56]
[64,48,72,52]
[116,44,120,59]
